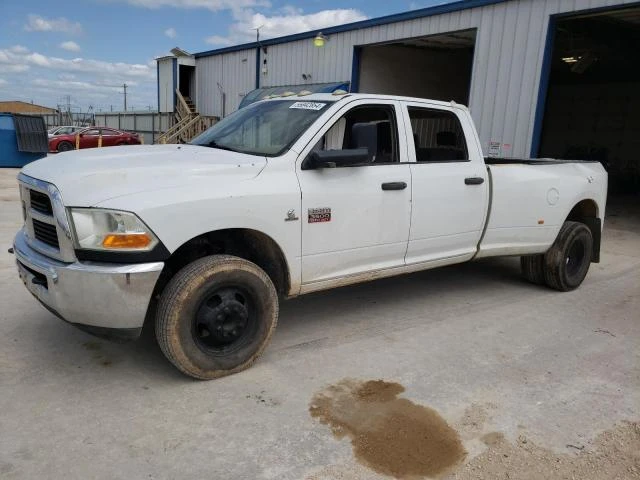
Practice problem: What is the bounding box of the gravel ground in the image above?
[0,167,638,479]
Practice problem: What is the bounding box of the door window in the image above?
[408,107,468,162]
[314,105,399,164]
[84,129,100,136]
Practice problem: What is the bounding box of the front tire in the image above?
[156,255,279,380]
[543,221,593,292]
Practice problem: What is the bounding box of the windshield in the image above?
[190,100,334,157]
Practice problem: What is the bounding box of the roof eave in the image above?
[194,0,510,58]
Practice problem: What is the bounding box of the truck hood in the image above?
[21,144,267,206]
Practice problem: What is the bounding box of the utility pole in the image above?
[121,83,128,112]
[252,25,263,90]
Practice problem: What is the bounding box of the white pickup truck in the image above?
[13,93,607,379]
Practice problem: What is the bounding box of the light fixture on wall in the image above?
[313,32,328,47]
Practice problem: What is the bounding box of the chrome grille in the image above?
[32,218,60,248]
[18,174,75,263]
[29,190,53,215]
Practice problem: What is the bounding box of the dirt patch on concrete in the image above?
[457,402,497,437]
[445,421,640,480]
[309,379,466,479]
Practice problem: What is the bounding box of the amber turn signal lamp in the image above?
[102,233,152,249]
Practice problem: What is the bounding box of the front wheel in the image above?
[543,221,593,291]
[156,255,278,380]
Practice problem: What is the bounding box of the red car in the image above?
[49,127,141,152]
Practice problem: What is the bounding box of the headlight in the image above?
[68,208,159,251]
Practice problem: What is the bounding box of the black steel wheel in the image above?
[543,221,593,291]
[156,255,278,380]
[193,287,255,353]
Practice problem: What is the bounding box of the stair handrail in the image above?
[157,114,192,144]
[164,114,202,144]
[175,89,193,121]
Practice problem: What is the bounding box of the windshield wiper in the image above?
[206,140,239,153]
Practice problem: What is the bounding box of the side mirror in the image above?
[301,148,369,170]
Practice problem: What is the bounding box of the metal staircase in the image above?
[156,90,217,144]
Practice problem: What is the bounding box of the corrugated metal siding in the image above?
[194,0,637,155]
[196,49,256,117]
[158,59,174,113]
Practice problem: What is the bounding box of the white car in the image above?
[47,126,83,138]
[13,93,607,379]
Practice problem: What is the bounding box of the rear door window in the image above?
[407,107,468,162]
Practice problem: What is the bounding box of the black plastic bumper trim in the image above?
[74,242,170,264]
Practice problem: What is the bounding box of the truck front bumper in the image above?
[13,229,164,341]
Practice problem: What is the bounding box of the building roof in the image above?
[0,101,58,114]
[194,0,510,58]
[170,47,193,57]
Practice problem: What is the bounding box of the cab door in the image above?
[400,102,489,264]
[296,100,412,286]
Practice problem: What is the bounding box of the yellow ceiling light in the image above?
[313,32,327,47]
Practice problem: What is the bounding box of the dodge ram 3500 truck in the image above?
[12,93,607,379]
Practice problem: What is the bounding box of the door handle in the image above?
[381,182,407,191]
[465,177,485,185]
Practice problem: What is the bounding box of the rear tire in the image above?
[520,254,545,285]
[57,141,73,152]
[156,255,278,380]
[543,221,593,292]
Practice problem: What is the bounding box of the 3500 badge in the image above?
[308,207,331,223]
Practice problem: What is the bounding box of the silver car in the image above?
[48,126,83,138]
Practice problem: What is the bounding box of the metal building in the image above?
[157,0,640,192]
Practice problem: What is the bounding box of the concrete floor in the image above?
[0,167,638,479]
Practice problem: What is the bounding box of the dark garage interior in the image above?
[539,7,640,196]
[357,29,476,105]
